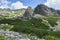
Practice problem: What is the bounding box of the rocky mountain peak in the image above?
[34,4,60,16]
[22,6,33,20]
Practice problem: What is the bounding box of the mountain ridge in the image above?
[0,4,60,20]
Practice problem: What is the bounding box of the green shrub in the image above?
[44,35,60,40]
[0,36,5,40]
[0,17,58,38]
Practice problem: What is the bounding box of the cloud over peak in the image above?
[44,0,60,10]
[11,1,28,9]
[0,0,60,10]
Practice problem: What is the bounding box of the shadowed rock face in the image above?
[57,10,60,15]
[23,6,33,20]
[34,4,60,16]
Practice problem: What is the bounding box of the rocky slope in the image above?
[0,6,33,20]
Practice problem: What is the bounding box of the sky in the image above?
[0,0,60,10]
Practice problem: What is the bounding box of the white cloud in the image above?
[0,0,28,9]
[0,0,10,9]
[44,0,60,10]
[0,0,10,4]
[11,1,28,9]
[0,6,8,9]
